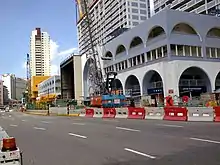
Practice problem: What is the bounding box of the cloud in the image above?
[50,40,78,75]
[22,62,27,69]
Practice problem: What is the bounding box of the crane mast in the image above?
[26,53,31,103]
[80,0,105,96]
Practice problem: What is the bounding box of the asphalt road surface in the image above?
[0,111,220,165]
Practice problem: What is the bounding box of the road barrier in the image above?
[127,107,145,119]
[93,108,103,118]
[103,108,116,118]
[187,107,214,122]
[213,106,220,122]
[79,109,86,117]
[164,107,188,121]
[85,108,94,117]
[115,108,128,118]
[24,106,220,123]
[145,107,164,120]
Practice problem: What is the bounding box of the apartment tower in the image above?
[30,28,51,76]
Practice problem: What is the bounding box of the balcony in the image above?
[179,79,205,87]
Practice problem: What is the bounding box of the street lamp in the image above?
[47,88,50,115]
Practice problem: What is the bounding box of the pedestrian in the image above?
[67,102,70,115]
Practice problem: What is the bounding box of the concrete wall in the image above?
[73,55,83,103]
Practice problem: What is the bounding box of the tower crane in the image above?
[76,0,109,96]
[26,53,31,103]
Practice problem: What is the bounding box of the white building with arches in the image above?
[82,9,220,102]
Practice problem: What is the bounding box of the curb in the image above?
[24,112,48,116]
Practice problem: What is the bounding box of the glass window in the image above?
[185,45,190,56]
[217,48,220,58]
[170,44,176,55]
[140,3,146,8]
[147,52,151,61]
[131,2,138,6]
[152,50,156,60]
[191,46,197,57]
[140,9,147,14]
[177,45,184,56]
[157,47,162,58]
[132,15,139,19]
[132,8,138,13]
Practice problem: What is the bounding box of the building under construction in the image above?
[60,54,83,102]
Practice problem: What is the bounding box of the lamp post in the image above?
[47,88,50,115]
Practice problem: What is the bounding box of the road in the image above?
[0,111,220,165]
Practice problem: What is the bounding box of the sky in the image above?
[0,0,79,78]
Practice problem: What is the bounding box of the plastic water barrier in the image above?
[85,108,94,117]
[213,106,220,122]
[164,107,188,121]
[103,108,116,118]
[79,109,86,117]
[144,107,164,120]
[127,107,145,119]
[93,108,103,118]
[187,107,214,121]
[115,108,128,118]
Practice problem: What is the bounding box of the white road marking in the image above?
[21,120,26,122]
[10,124,18,127]
[33,127,46,131]
[41,121,51,124]
[68,133,87,139]
[9,115,11,118]
[72,123,86,125]
[156,124,183,128]
[190,137,220,144]
[116,127,140,132]
[124,148,156,159]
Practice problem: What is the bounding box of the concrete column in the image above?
[161,46,164,57]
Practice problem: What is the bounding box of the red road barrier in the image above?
[103,108,116,118]
[127,107,145,119]
[213,106,220,122]
[163,107,187,121]
[85,108,94,117]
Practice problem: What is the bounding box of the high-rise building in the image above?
[1,74,27,100]
[30,28,51,77]
[154,0,220,15]
[77,0,151,55]
[1,74,16,100]
[15,78,27,100]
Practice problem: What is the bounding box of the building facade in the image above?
[3,86,9,105]
[60,54,82,102]
[1,74,16,100]
[30,28,51,77]
[82,9,220,102]
[15,78,26,100]
[38,76,61,98]
[77,0,151,55]
[154,0,220,16]
[0,80,3,105]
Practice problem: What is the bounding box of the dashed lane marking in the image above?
[68,133,87,139]
[33,127,46,131]
[72,123,86,125]
[10,124,18,127]
[190,137,220,144]
[124,148,156,159]
[116,126,140,132]
[41,121,51,124]
[156,124,184,128]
